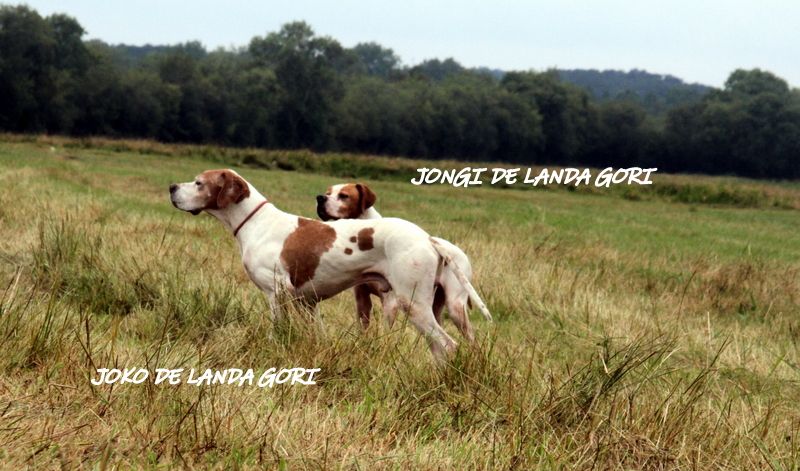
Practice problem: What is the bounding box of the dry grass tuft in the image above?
[1,137,799,468]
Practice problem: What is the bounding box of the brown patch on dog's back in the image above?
[357,228,374,251]
[280,218,336,288]
[349,236,357,242]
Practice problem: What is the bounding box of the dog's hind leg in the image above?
[408,301,457,362]
[446,296,474,342]
[432,284,446,326]
[381,292,400,328]
[354,284,373,329]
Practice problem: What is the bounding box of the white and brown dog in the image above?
[316,183,492,342]
[170,169,465,361]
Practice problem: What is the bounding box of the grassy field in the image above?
[1,137,799,469]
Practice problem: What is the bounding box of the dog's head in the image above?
[316,183,376,221]
[169,169,250,215]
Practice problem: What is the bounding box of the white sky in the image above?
[20,0,800,87]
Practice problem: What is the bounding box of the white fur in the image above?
[171,171,458,361]
[318,183,493,341]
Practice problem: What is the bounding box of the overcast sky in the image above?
[19,0,800,87]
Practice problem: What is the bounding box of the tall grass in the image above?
[1,137,799,468]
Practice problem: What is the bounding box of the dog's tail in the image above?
[430,237,493,322]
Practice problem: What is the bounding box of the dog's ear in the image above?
[216,171,250,209]
[356,184,376,213]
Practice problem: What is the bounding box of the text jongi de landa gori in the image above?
[90,367,320,388]
[411,167,657,187]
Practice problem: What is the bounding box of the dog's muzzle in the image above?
[316,195,333,221]
[169,183,180,209]
[169,183,201,215]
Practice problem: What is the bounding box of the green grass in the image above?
[1,136,799,468]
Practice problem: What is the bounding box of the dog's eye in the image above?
[338,194,349,200]
[195,181,201,186]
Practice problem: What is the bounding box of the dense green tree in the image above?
[594,102,643,165]
[335,76,412,155]
[249,21,346,148]
[351,42,400,78]
[411,58,465,81]
[0,6,57,131]
[70,41,124,135]
[665,69,800,178]
[48,14,90,72]
[502,71,597,164]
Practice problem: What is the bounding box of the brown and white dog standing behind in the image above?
[316,183,492,341]
[169,169,459,361]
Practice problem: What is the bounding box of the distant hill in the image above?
[467,67,711,115]
[557,69,712,115]
[111,44,175,61]
[99,42,208,67]
[471,66,506,80]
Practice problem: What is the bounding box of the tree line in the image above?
[1,5,798,179]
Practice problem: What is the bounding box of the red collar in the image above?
[233,200,268,237]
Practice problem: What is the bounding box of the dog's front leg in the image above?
[298,298,325,328]
[311,303,325,330]
[266,292,283,323]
